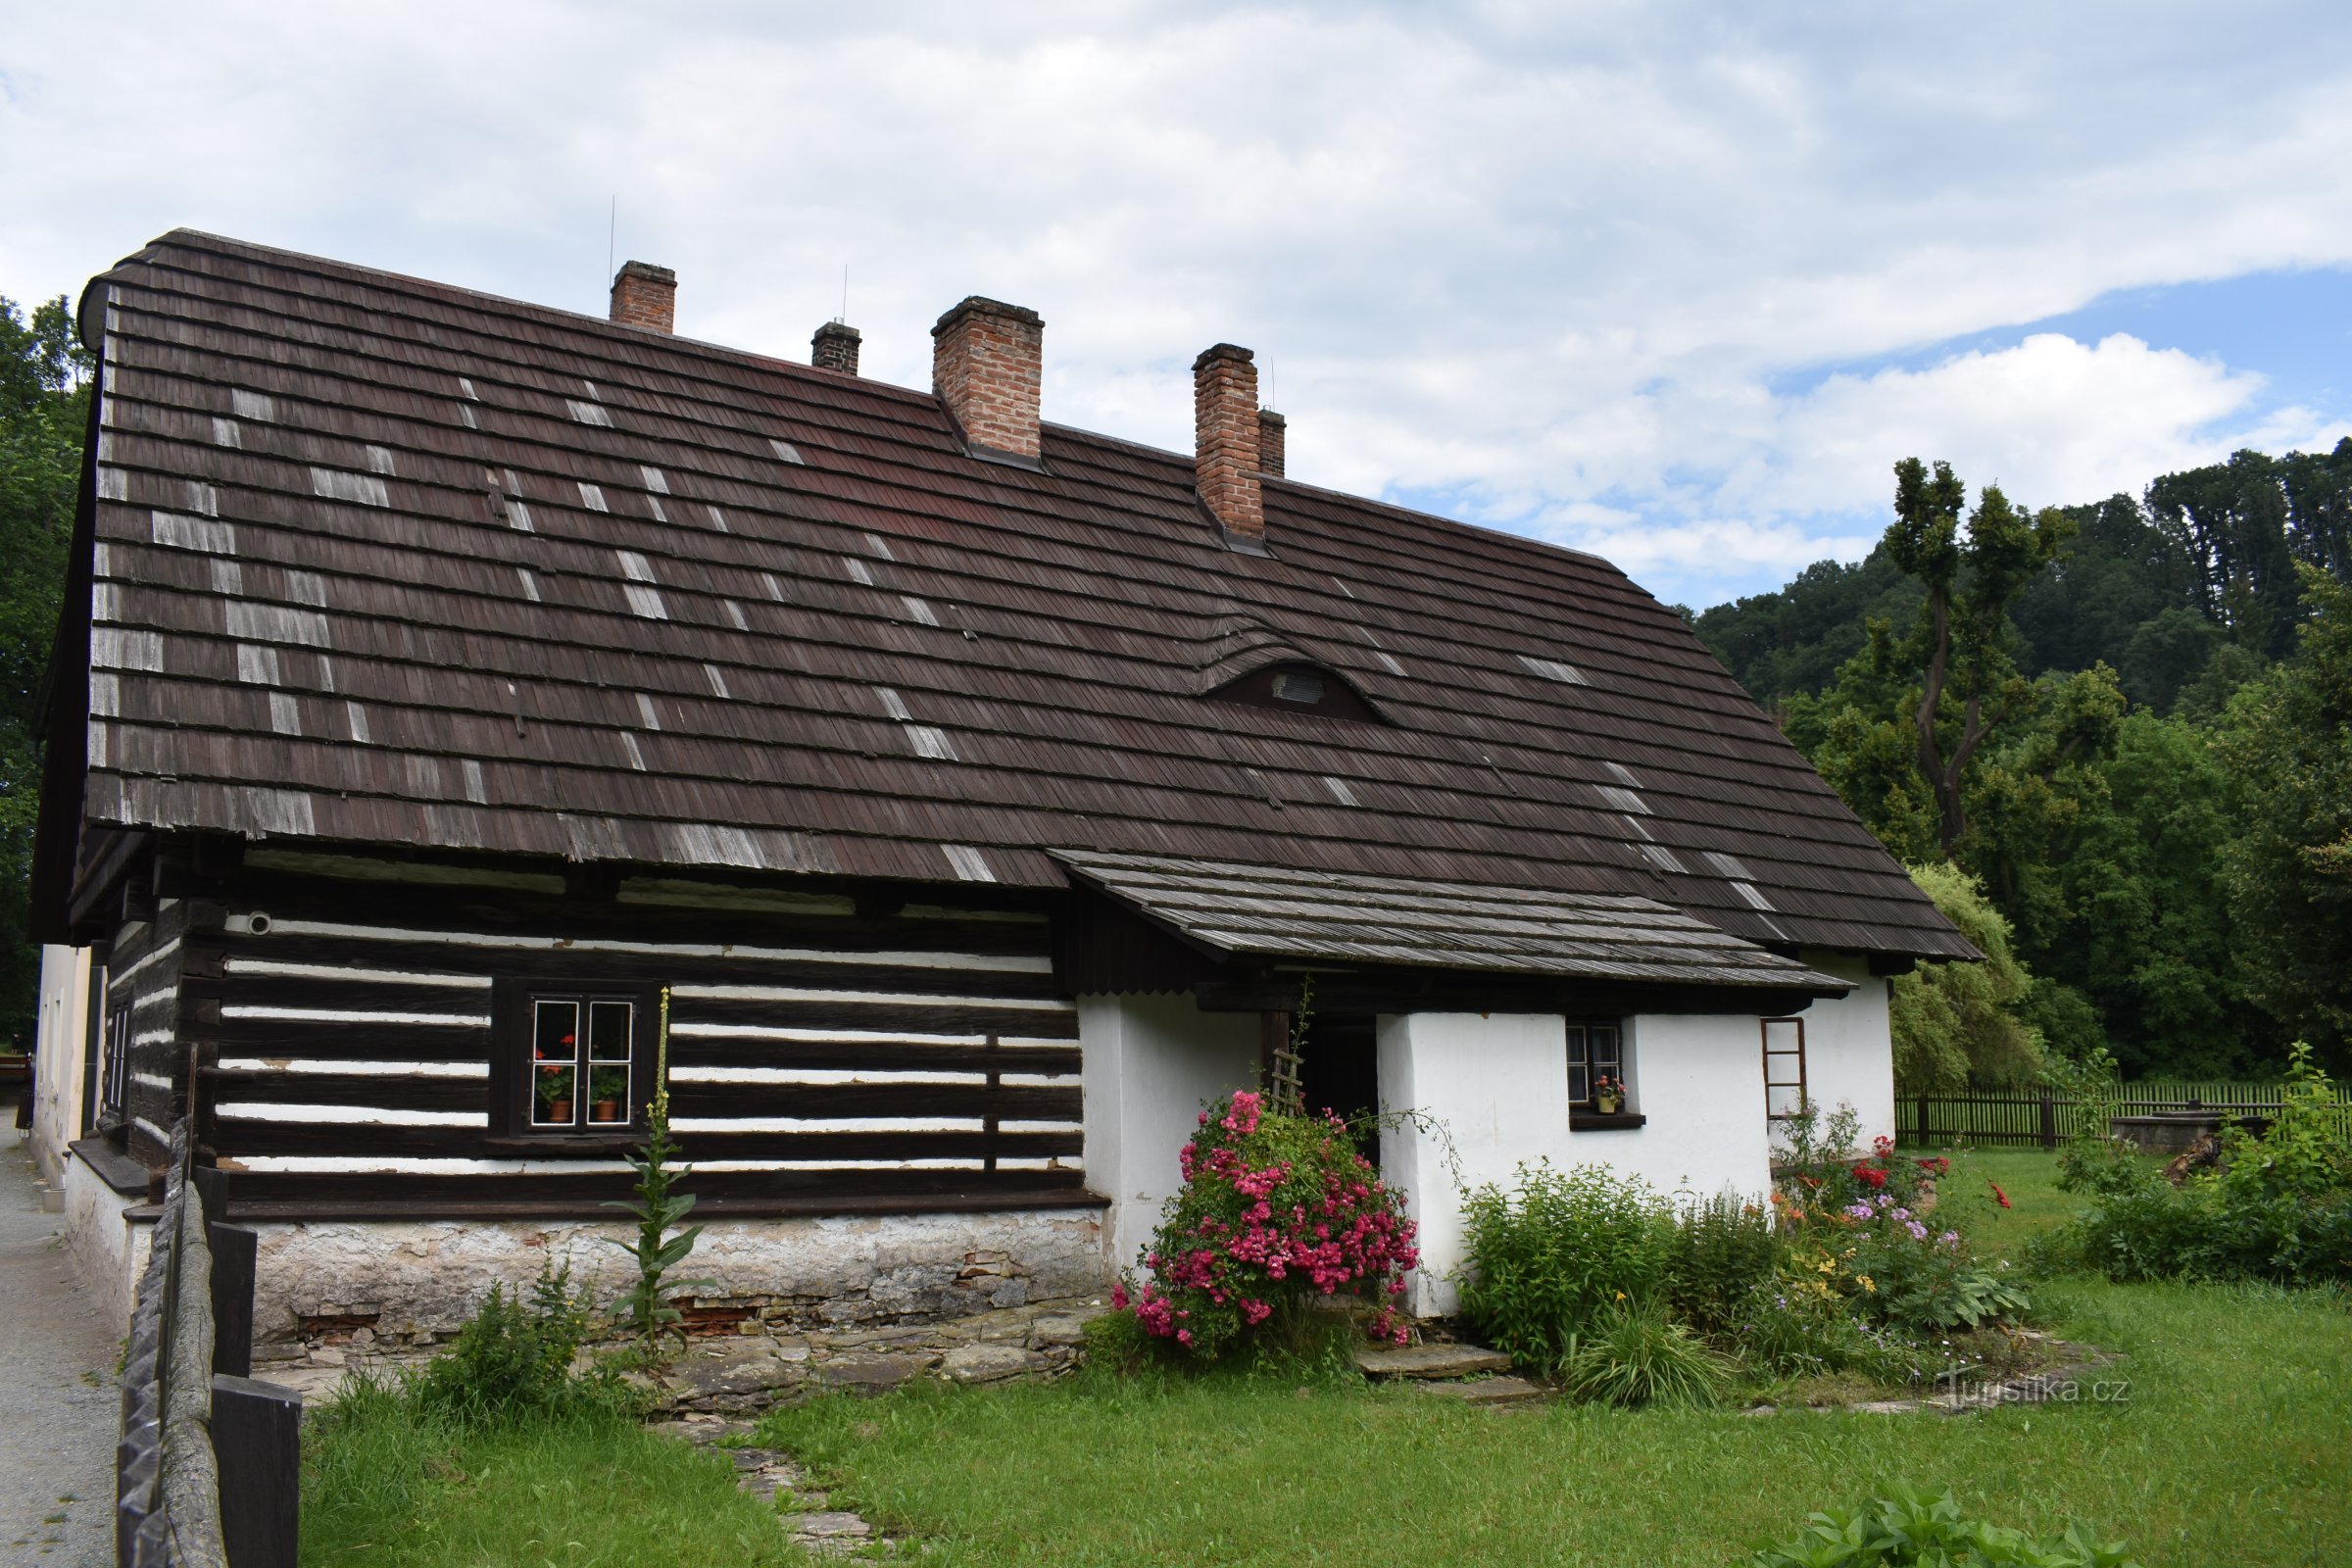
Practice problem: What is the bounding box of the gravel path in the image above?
[0,1133,120,1566]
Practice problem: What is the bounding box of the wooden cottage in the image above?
[30,231,1971,1336]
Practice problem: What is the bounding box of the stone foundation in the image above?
[261,1297,1109,1414]
[248,1207,1107,1348]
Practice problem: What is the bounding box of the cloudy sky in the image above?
[7,1,2350,609]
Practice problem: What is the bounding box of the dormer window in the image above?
[1209,661,1383,723]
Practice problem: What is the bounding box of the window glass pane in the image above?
[588,1002,633,1063]
[1566,1024,1589,1104]
[1592,1025,1621,1077]
[535,1001,579,1062]
[532,1001,579,1127]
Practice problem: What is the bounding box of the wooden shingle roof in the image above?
[58,229,1971,961]
[1054,852,1856,990]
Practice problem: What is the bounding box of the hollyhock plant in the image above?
[1117,1090,1420,1359]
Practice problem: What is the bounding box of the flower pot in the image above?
[1594,1096,1621,1115]
[545,1099,572,1124]
[590,1100,621,1123]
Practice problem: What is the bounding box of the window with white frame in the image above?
[1566,1020,1626,1109]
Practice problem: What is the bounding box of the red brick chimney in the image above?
[1257,409,1287,480]
[610,262,676,333]
[1194,344,1263,537]
[812,320,861,375]
[932,297,1043,461]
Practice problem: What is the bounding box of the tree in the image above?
[1888,861,2043,1090]
[1881,459,2074,857]
[0,294,93,1048]
[2218,566,2352,1063]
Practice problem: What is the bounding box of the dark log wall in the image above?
[109,897,195,1165]
[178,872,1090,1220]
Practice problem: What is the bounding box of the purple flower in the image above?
[1905,1220,1928,1241]
[1939,1230,1960,1247]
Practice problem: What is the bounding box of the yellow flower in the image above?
[1613,1291,1627,1302]
[1857,1275,1877,1293]
[1817,1258,1836,1274]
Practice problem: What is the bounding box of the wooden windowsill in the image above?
[1570,1110,1647,1132]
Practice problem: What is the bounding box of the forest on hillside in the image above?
[1696,443,2352,1086]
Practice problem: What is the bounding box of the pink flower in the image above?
[1110,1282,1129,1309]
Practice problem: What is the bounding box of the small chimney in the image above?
[932,297,1044,461]
[610,262,676,333]
[1257,409,1287,480]
[1194,344,1263,537]
[812,320,861,375]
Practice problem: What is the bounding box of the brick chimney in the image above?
[1194,344,1263,537]
[610,262,676,333]
[812,320,861,375]
[1257,409,1287,480]
[932,297,1044,461]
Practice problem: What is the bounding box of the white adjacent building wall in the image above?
[1376,1012,1575,1317]
[1078,993,1261,1277]
[30,943,95,1181]
[1792,951,1897,1148]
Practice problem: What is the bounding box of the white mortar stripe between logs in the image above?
[109,937,183,989]
[672,1025,1074,1048]
[223,957,492,989]
[217,1103,488,1126]
[671,984,1074,1011]
[671,1066,991,1086]
[262,918,1054,972]
[223,1004,490,1027]
[217,1058,489,1078]
[670,1117,987,1133]
[226,1155,995,1175]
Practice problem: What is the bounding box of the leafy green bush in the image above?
[1559,1302,1734,1407]
[1457,1162,1671,1373]
[1662,1193,1783,1334]
[1722,1280,1917,1381]
[1749,1481,2139,1567]
[414,1259,610,1424]
[1848,1214,2031,1333]
[2060,1043,2352,1286]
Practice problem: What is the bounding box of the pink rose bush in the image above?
[1113,1090,1420,1359]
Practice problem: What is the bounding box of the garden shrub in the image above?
[1662,1192,1783,1334]
[1748,1480,2140,1567]
[1559,1301,1734,1407]
[1115,1090,1419,1360]
[1457,1162,1673,1373]
[1722,1278,1918,1382]
[2060,1043,2352,1286]
[414,1259,611,1424]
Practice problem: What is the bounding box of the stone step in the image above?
[1354,1342,1513,1381]
[1418,1375,1545,1408]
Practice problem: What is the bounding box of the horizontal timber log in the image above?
[214,1122,1083,1160]
[217,1167,1098,1220]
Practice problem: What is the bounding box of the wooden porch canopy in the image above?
[1053,850,1855,997]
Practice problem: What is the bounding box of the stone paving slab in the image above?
[1417,1374,1545,1407]
[1355,1342,1512,1380]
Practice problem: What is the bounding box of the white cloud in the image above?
[5,2,2352,607]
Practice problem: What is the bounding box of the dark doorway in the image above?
[1298,1011,1380,1160]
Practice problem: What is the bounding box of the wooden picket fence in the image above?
[1894,1080,2350,1151]
[117,1121,302,1567]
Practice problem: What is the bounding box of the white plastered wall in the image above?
[1581,1013,1773,1202]
[1788,951,1896,1152]
[64,1152,155,1335]
[30,944,95,1181]
[1078,993,1261,1277]
[1377,1012,1575,1317]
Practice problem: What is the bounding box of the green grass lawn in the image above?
[754,1150,2352,1567]
[300,1395,798,1567]
[303,1149,2350,1566]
